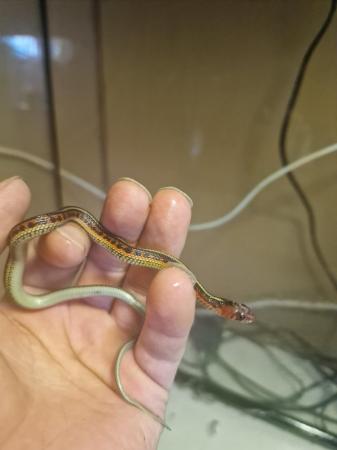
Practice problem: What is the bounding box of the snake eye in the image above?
[236,310,245,321]
[215,302,254,323]
[235,304,255,323]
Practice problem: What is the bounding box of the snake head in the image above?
[216,301,255,323]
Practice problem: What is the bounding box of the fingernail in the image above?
[0,176,22,190]
[158,186,193,208]
[116,177,152,201]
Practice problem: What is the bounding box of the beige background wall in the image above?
[99,0,337,303]
[0,0,336,305]
[0,0,56,210]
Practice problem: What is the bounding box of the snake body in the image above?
[5,206,254,321]
[4,206,254,427]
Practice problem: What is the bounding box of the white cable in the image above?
[195,298,337,317]
[189,143,337,231]
[0,146,105,200]
[249,298,337,311]
[1,143,337,232]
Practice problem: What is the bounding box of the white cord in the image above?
[189,143,337,231]
[249,298,337,311]
[1,142,337,233]
[0,146,106,200]
[195,298,337,317]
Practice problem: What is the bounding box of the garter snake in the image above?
[4,206,254,427]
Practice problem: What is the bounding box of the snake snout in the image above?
[234,303,255,323]
[216,302,255,323]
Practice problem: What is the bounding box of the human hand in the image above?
[0,177,195,450]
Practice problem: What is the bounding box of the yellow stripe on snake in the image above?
[4,206,254,428]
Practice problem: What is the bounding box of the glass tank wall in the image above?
[0,1,336,449]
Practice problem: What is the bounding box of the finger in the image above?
[78,178,152,310]
[135,267,195,389]
[23,223,91,291]
[0,177,31,253]
[112,187,192,330]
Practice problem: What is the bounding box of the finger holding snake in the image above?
[110,185,195,394]
[111,186,193,331]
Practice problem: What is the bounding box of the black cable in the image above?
[38,0,63,208]
[179,319,337,446]
[279,0,337,292]
[92,0,110,191]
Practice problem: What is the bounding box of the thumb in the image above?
[0,177,31,253]
[135,266,195,389]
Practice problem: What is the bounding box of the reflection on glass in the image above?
[0,34,72,63]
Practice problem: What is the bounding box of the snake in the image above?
[4,206,255,427]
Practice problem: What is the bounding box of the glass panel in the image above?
[100,0,337,301]
[1,0,336,448]
[0,0,58,212]
[47,0,105,212]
